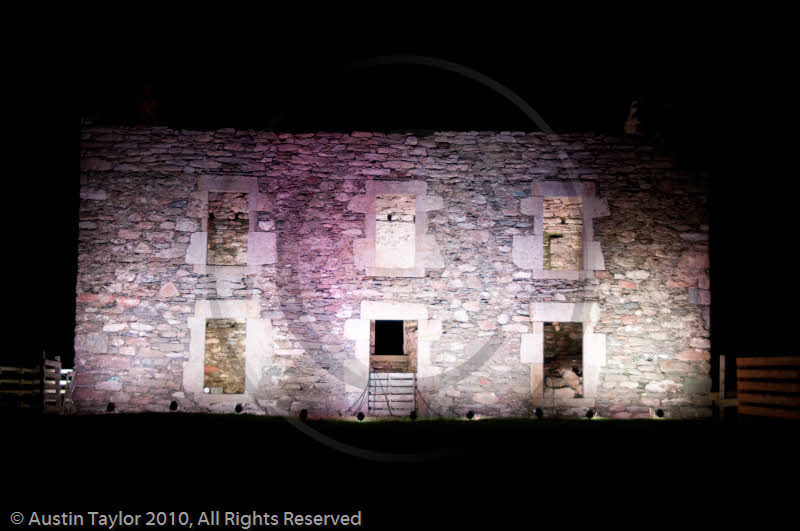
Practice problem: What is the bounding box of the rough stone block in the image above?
[346,194,370,213]
[520,196,543,217]
[75,333,107,354]
[250,193,272,212]
[352,238,373,269]
[420,234,444,269]
[684,376,712,394]
[418,195,444,212]
[585,195,610,217]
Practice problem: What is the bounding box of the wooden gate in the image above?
[737,356,800,420]
[368,372,417,417]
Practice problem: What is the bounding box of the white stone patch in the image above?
[247,232,277,265]
[512,235,542,270]
[520,333,543,364]
[185,232,208,265]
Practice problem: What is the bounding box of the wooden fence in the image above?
[0,354,74,414]
[736,356,800,420]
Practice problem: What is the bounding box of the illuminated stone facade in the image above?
[74,127,711,418]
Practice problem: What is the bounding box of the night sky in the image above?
[6,22,794,368]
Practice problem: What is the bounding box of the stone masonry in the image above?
[75,127,711,418]
[543,197,582,270]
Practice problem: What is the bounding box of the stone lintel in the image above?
[532,180,594,197]
[361,300,429,321]
[366,180,427,197]
[199,174,259,194]
[530,302,601,324]
[194,299,260,320]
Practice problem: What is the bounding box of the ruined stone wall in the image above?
[75,127,711,418]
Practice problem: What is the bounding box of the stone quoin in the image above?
[74,127,711,419]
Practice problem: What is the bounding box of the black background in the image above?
[5,13,795,370]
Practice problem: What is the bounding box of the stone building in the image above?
[74,126,711,418]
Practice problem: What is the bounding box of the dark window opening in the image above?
[374,320,405,356]
[369,319,419,373]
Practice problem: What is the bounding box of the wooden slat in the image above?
[738,369,800,379]
[369,396,415,402]
[0,379,40,385]
[739,405,800,420]
[739,393,800,407]
[0,366,41,373]
[737,381,800,393]
[737,356,800,367]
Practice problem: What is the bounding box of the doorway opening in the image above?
[544,321,583,399]
[368,319,418,416]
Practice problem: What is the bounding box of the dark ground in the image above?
[4,413,798,526]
